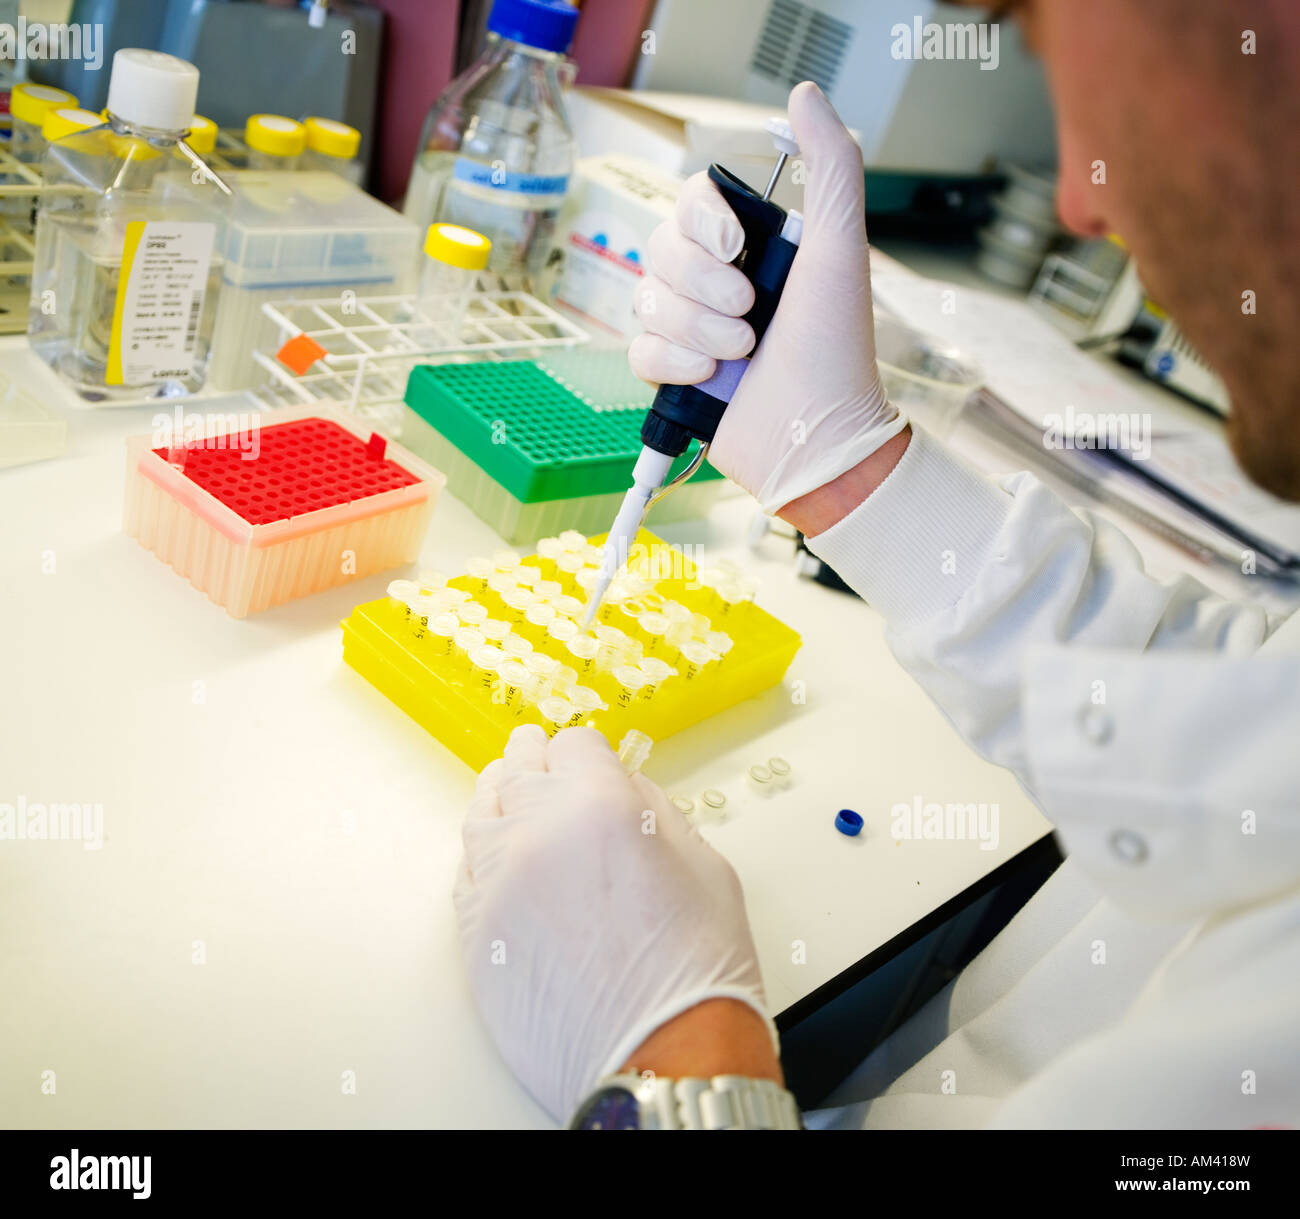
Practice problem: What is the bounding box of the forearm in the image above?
[620,998,784,1085]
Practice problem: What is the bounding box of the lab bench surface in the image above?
[0,335,1062,1129]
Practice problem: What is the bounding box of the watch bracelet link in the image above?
[639,1073,802,1130]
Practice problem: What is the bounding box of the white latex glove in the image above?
[629,81,906,516]
[453,724,774,1121]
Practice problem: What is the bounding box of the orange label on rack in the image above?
[277,333,328,376]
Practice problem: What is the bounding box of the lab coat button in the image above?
[1108,828,1148,864]
[1077,706,1113,745]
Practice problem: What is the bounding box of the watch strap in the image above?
[630,1073,802,1130]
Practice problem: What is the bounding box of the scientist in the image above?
[453,0,1299,1128]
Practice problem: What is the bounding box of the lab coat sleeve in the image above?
[805,427,1273,788]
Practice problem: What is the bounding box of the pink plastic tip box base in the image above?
[123,407,446,618]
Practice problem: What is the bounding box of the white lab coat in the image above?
[801,428,1300,1129]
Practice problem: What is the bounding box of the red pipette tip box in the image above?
[124,408,446,617]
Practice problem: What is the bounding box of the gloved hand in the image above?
[453,724,774,1121]
[629,81,906,517]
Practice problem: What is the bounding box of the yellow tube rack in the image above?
[340,529,802,771]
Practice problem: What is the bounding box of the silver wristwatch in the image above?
[570,1072,802,1130]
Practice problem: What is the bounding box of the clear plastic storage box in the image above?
[208,173,420,391]
[123,406,445,617]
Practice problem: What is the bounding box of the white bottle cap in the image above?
[106,48,200,132]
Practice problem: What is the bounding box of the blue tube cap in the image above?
[488,0,579,54]
[835,809,863,837]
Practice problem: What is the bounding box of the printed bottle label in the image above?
[452,156,569,199]
[108,221,216,386]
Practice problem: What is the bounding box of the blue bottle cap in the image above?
[835,809,863,837]
[488,0,579,54]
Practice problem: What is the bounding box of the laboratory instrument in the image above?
[584,119,802,624]
[27,48,230,402]
[403,0,578,289]
[340,528,801,771]
[123,408,444,618]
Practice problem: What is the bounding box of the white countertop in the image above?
[0,284,1277,1128]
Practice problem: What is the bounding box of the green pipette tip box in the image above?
[403,360,723,505]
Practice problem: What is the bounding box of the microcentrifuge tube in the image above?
[677,640,718,682]
[523,650,560,677]
[535,579,564,602]
[564,633,600,678]
[480,618,511,644]
[452,626,485,663]
[536,537,563,579]
[514,565,541,589]
[671,795,695,815]
[547,617,579,647]
[610,664,648,709]
[636,657,677,702]
[538,695,583,733]
[416,569,446,593]
[492,550,521,573]
[705,630,734,657]
[499,587,535,622]
[639,611,672,657]
[768,757,792,787]
[700,789,727,812]
[550,594,584,620]
[499,632,533,660]
[617,729,653,774]
[387,579,421,611]
[496,659,530,712]
[464,557,493,592]
[425,612,459,655]
[468,644,505,691]
[558,530,586,552]
[457,602,489,627]
[523,602,557,643]
[569,685,607,717]
[556,552,583,586]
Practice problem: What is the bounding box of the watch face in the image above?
[573,1086,641,1131]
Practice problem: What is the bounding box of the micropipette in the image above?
[583,118,803,625]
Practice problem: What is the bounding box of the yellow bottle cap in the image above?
[186,114,218,156]
[42,106,103,142]
[244,114,306,158]
[424,223,492,271]
[11,83,78,126]
[304,116,360,160]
